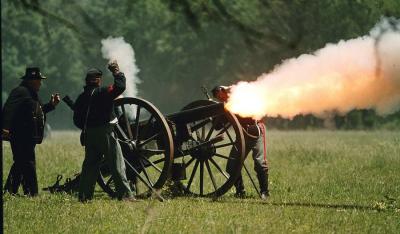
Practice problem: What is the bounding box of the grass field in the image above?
[3,131,400,233]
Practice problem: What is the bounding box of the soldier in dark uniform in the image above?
[2,67,60,196]
[73,61,134,202]
[212,86,270,199]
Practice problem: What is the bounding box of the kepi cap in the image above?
[85,68,103,81]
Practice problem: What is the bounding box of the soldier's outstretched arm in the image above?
[106,61,126,99]
[42,103,55,113]
[42,93,60,113]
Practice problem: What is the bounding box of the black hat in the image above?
[20,67,46,80]
[85,68,103,80]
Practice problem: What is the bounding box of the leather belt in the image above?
[243,123,261,139]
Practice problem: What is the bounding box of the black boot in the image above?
[21,161,38,197]
[4,163,22,195]
[234,174,246,198]
[257,170,269,199]
[4,172,14,195]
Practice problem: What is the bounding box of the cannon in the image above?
[61,95,246,198]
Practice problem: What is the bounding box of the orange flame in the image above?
[225,82,267,120]
[225,27,400,119]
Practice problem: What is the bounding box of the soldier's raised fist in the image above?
[50,93,61,107]
[108,60,120,74]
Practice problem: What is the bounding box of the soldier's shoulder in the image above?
[9,85,30,97]
[74,92,86,103]
[90,86,109,96]
[3,86,31,108]
[76,92,85,98]
[99,86,109,93]
[12,85,28,92]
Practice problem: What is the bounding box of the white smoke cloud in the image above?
[101,37,140,97]
[226,17,400,119]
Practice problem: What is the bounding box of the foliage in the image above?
[2,0,400,129]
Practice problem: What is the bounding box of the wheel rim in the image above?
[177,100,245,197]
[97,97,174,197]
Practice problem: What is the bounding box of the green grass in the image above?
[3,131,400,233]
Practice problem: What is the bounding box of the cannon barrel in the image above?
[166,102,224,124]
[61,95,225,126]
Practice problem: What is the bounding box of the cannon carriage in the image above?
[96,97,246,198]
[59,94,247,198]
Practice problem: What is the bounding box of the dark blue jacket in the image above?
[2,82,55,143]
[73,72,126,129]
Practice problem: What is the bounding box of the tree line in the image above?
[2,0,400,129]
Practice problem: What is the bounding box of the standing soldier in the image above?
[2,67,60,196]
[212,86,270,199]
[73,61,135,202]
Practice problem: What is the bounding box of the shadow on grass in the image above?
[207,198,389,212]
[266,201,379,211]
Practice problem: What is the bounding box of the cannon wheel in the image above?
[176,99,245,197]
[97,97,174,198]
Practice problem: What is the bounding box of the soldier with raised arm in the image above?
[73,61,135,202]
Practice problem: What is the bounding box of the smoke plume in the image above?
[101,37,140,97]
[226,17,400,120]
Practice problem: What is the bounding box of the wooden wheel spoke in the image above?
[195,129,201,140]
[185,157,195,168]
[201,124,206,141]
[222,124,238,151]
[217,123,232,136]
[115,123,129,140]
[134,106,141,141]
[138,148,165,154]
[121,104,134,139]
[152,158,165,165]
[140,156,162,173]
[142,116,155,137]
[214,142,235,149]
[205,122,215,141]
[199,161,204,195]
[209,158,229,179]
[205,160,217,191]
[123,158,153,190]
[138,132,160,147]
[186,160,199,191]
[190,118,211,132]
[106,176,114,187]
[189,135,197,142]
[139,160,154,187]
[214,153,237,161]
